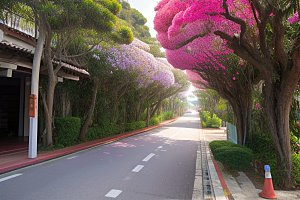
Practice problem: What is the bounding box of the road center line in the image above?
[132,165,144,172]
[142,153,155,162]
[105,189,122,198]
[158,146,163,149]
[67,156,78,160]
[0,174,22,183]
[170,128,184,138]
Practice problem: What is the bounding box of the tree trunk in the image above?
[146,106,150,127]
[79,80,100,141]
[264,81,293,189]
[43,32,58,147]
[45,77,57,147]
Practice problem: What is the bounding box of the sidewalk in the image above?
[203,127,300,200]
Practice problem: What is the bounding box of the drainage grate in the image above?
[201,141,215,200]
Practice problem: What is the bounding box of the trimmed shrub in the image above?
[200,111,221,128]
[202,121,206,128]
[210,140,253,170]
[200,111,210,122]
[206,117,221,128]
[209,140,237,154]
[292,153,300,186]
[85,126,104,141]
[85,124,122,141]
[150,117,160,126]
[53,117,81,147]
[162,111,173,121]
[213,146,253,169]
[136,121,146,129]
[125,121,146,132]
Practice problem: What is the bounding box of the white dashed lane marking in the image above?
[142,153,155,162]
[132,165,144,172]
[0,174,22,183]
[105,189,122,198]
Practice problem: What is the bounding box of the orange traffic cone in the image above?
[259,165,277,199]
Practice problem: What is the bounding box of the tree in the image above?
[4,0,133,147]
[195,89,220,118]
[154,0,300,188]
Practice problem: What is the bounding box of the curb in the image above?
[209,148,234,200]
[0,117,179,175]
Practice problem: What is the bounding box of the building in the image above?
[0,23,89,144]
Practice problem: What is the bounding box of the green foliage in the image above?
[210,140,253,170]
[125,121,146,132]
[200,111,221,128]
[150,117,160,126]
[200,111,210,122]
[292,153,300,186]
[214,146,253,169]
[131,8,147,25]
[85,124,121,141]
[246,133,283,186]
[140,110,147,121]
[53,117,81,147]
[161,111,173,121]
[290,132,300,154]
[206,117,221,128]
[209,140,237,154]
[150,43,166,57]
[111,25,134,44]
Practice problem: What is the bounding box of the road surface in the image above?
[0,111,202,200]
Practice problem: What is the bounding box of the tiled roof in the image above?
[53,61,90,77]
[0,41,90,77]
[0,23,36,41]
[0,41,34,55]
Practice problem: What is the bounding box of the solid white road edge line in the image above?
[142,153,155,162]
[0,174,22,183]
[132,165,144,172]
[105,189,122,198]
[67,156,78,160]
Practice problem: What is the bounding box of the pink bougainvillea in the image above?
[288,12,299,23]
[154,0,257,87]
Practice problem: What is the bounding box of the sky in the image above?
[128,0,159,37]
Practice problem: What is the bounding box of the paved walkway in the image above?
[1,118,300,199]
[201,128,300,200]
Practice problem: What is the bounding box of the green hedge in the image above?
[292,153,300,186]
[209,140,237,154]
[162,111,173,121]
[85,124,121,141]
[210,140,253,169]
[206,117,221,128]
[200,111,221,128]
[125,121,146,132]
[53,117,81,148]
[150,117,160,126]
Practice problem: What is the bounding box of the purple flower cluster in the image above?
[92,38,176,89]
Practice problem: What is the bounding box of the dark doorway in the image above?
[0,78,20,139]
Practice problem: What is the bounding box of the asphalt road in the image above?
[0,111,201,200]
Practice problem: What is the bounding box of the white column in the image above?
[28,28,45,159]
